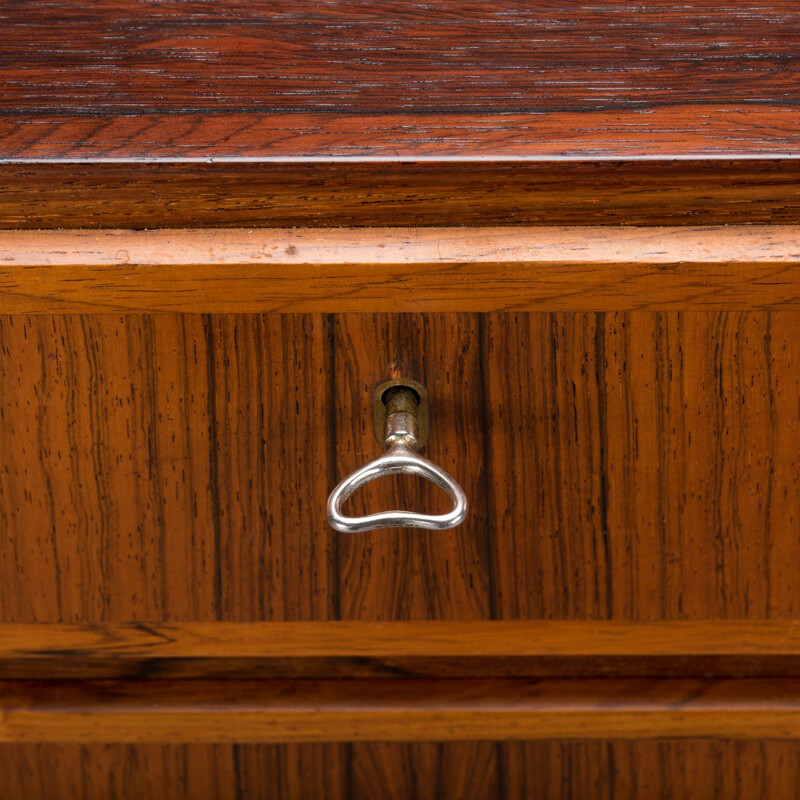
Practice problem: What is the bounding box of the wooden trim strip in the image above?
[3,109,800,160]
[2,622,799,680]
[7,227,800,266]
[2,678,800,743]
[2,226,800,313]
[3,161,799,229]
[5,621,800,657]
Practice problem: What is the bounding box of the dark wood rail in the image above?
[2,162,800,229]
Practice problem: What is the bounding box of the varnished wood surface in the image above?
[7,620,800,657]
[4,109,800,160]
[3,161,800,229]
[5,1,799,114]
[0,742,351,800]
[0,740,798,800]
[499,741,800,800]
[3,226,800,313]
[486,311,800,619]
[2,2,800,159]
[2,678,800,743]
[1,312,798,622]
[1,621,800,680]
[0,315,335,621]
[334,314,491,620]
[2,1,799,790]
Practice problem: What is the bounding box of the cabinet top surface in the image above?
[2,0,800,161]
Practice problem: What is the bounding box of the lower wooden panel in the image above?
[0,742,350,800]
[0,740,798,800]
[500,740,800,800]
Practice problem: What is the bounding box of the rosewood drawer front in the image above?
[1,309,798,624]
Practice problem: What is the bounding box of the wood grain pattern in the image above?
[0,743,349,800]
[1,621,800,680]
[3,162,800,229]
[350,742,498,800]
[1,312,798,622]
[4,226,800,314]
[4,109,800,160]
[0,740,797,800]
[334,314,491,620]
[485,311,800,620]
[1,2,800,159]
[501,740,800,800]
[3,0,799,791]
[3,1,798,114]
[202,315,336,621]
[0,314,334,622]
[3,678,800,743]
[0,315,214,621]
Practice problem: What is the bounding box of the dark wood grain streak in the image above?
[351,742,499,800]
[2,161,800,229]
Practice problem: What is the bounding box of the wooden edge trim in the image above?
[2,622,800,680]
[2,678,800,743]
[5,227,800,265]
[5,621,800,657]
[2,160,799,229]
[2,226,800,313]
[3,108,800,160]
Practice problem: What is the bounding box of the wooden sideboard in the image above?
[1,2,799,798]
